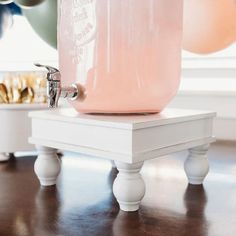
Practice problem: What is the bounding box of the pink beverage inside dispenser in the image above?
[59,0,183,113]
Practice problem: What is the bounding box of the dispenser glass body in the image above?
[58,0,183,113]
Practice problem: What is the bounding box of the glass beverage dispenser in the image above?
[58,0,183,113]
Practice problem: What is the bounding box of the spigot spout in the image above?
[35,63,80,108]
[47,80,61,108]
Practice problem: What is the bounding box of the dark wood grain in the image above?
[0,141,236,236]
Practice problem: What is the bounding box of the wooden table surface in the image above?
[0,140,235,236]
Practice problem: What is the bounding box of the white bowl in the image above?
[0,104,48,161]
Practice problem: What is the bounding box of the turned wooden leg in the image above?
[184,144,210,185]
[0,153,10,162]
[34,146,61,186]
[113,161,145,212]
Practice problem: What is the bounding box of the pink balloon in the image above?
[183,0,236,54]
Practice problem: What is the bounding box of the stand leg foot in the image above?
[0,153,10,162]
[184,144,210,185]
[34,146,61,186]
[113,161,145,212]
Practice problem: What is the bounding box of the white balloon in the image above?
[0,0,13,4]
[0,7,13,37]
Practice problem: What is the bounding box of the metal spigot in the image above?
[35,63,80,108]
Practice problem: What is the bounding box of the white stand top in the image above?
[29,108,216,164]
[29,108,216,212]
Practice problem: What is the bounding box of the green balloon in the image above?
[23,0,57,48]
[14,0,45,8]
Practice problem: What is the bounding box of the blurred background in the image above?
[0,0,235,140]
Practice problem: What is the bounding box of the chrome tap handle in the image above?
[35,63,61,108]
[34,63,61,81]
[34,63,80,108]
[34,63,59,74]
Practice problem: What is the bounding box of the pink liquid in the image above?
[59,0,183,113]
